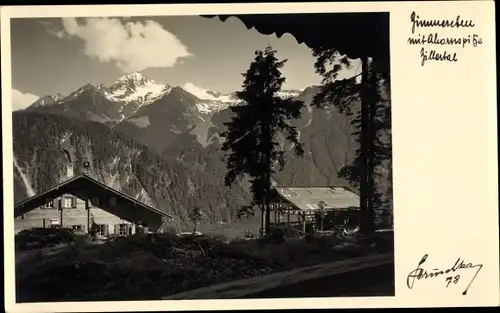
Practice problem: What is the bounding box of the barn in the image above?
[14,174,173,237]
[268,186,361,233]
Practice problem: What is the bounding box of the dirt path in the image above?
[163,253,394,299]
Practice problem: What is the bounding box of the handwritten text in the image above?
[407,11,482,66]
[406,254,483,295]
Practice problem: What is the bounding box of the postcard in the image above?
[2,1,498,312]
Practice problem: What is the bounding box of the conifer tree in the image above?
[312,50,392,237]
[221,45,304,235]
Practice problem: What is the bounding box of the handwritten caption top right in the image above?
[408,11,483,66]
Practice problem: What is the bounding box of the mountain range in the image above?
[26,72,300,125]
[14,72,392,231]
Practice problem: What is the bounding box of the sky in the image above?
[10,15,359,111]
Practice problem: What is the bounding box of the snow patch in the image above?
[303,103,313,128]
[170,124,182,134]
[86,112,113,123]
[13,157,36,197]
[137,188,154,206]
[111,156,120,166]
[182,83,237,115]
[182,83,226,102]
[189,119,216,148]
[187,177,196,196]
[60,131,73,144]
[191,88,303,115]
[276,89,302,99]
[195,99,233,115]
[127,116,151,128]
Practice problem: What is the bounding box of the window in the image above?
[135,225,145,234]
[62,196,76,208]
[90,224,107,237]
[95,224,106,236]
[50,219,60,228]
[43,199,54,209]
[62,197,72,208]
[71,225,86,233]
[117,223,129,236]
[109,196,117,207]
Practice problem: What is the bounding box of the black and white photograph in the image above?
[9,10,394,302]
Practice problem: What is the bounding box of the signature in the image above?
[406,254,483,295]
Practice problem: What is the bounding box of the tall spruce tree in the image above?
[312,51,392,237]
[221,45,304,235]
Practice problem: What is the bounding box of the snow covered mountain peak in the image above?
[115,72,152,87]
[104,73,171,110]
[276,89,303,99]
[182,84,305,115]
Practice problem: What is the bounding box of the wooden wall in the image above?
[14,191,164,236]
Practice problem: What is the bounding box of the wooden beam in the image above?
[86,196,90,235]
[132,203,136,235]
[60,206,63,228]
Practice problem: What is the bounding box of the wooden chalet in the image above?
[14,174,173,237]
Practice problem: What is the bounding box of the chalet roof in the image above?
[202,13,390,74]
[273,186,360,212]
[14,174,173,219]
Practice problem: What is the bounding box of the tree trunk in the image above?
[193,221,197,234]
[359,56,374,237]
[260,202,265,237]
[264,178,271,235]
[262,119,272,236]
[367,58,378,235]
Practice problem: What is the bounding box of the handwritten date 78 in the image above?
[445,275,460,287]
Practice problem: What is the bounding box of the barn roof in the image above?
[14,174,173,219]
[202,12,390,71]
[273,186,360,211]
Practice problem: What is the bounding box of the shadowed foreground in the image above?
[163,253,394,299]
[16,229,394,302]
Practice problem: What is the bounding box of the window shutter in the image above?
[71,196,77,208]
[104,225,109,236]
[128,224,132,236]
[82,225,87,233]
[114,224,118,235]
[54,198,60,209]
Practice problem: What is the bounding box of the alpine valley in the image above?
[13,72,391,232]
